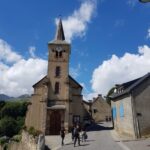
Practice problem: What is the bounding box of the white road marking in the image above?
[117,141,131,150]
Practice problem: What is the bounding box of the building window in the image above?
[93,108,97,113]
[73,115,80,124]
[120,103,124,118]
[55,51,59,58]
[55,66,61,77]
[54,82,60,94]
[55,51,63,58]
[112,107,117,119]
[59,51,62,58]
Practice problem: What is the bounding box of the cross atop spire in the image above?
[55,17,65,41]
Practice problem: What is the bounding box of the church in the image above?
[25,19,86,135]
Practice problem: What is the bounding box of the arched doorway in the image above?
[49,111,61,135]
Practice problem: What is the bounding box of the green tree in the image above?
[0,101,28,119]
[0,117,18,137]
[0,101,29,138]
[106,87,115,105]
[0,101,5,111]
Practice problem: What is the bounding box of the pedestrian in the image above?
[74,125,80,147]
[71,124,75,141]
[60,127,65,146]
[82,130,88,142]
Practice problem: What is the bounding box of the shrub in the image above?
[0,117,18,137]
[0,101,5,111]
[0,136,9,146]
[0,101,29,138]
[0,101,28,119]
[3,144,8,150]
[12,135,22,142]
[28,127,41,137]
[16,117,25,131]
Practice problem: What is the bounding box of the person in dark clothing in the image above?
[71,125,75,141]
[60,127,65,146]
[74,125,80,147]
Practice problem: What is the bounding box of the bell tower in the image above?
[25,17,84,136]
[47,18,71,101]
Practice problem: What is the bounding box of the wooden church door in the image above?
[50,111,61,135]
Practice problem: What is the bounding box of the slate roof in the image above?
[110,73,150,99]
[82,100,91,105]
[92,95,104,103]
[32,76,48,88]
[55,18,65,41]
[48,18,70,45]
[69,75,83,89]
[33,75,82,89]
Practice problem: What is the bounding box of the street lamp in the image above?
[139,0,150,2]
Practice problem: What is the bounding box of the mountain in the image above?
[0,94,31,101]
[18,94,31,99]
[0,94,14,101]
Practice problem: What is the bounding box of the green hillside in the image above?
[0,100,29,138]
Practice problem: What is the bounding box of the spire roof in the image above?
[55,18,65,41]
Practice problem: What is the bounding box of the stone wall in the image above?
[69,78,85,127]
[92,96,111,122]
[2,131,45,150]
[133,77,150,137]
[111,95,135,138]
[25,84,48,133]
[0,145,2,150]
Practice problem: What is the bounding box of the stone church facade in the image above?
[25,19,85,135]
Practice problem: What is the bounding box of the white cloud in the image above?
[0,39,47,97]
[91,45,150,96]
[29,46,36,58]
[83,92,98,101]
[56,0,97,42]
[80,82,98,101]
[146,28,150,39]
[70,63,81,79]
[0,39,22,63]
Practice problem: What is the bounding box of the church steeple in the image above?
[55,18,65,41]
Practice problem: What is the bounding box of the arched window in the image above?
[55,82,60,94]
[55,51,59,58]
[55,51,63,58]
[59,51,62,58]
[55,66,61,77]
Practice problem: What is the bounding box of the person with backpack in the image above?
[73,125,80,147]
[60,127,65,146]
[81,130,88,142]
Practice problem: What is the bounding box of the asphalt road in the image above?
[45,122,150,150]
[58,122,124,150]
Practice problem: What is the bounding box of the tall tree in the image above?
[105,87,115,105]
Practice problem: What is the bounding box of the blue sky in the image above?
[1,0,150,99]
